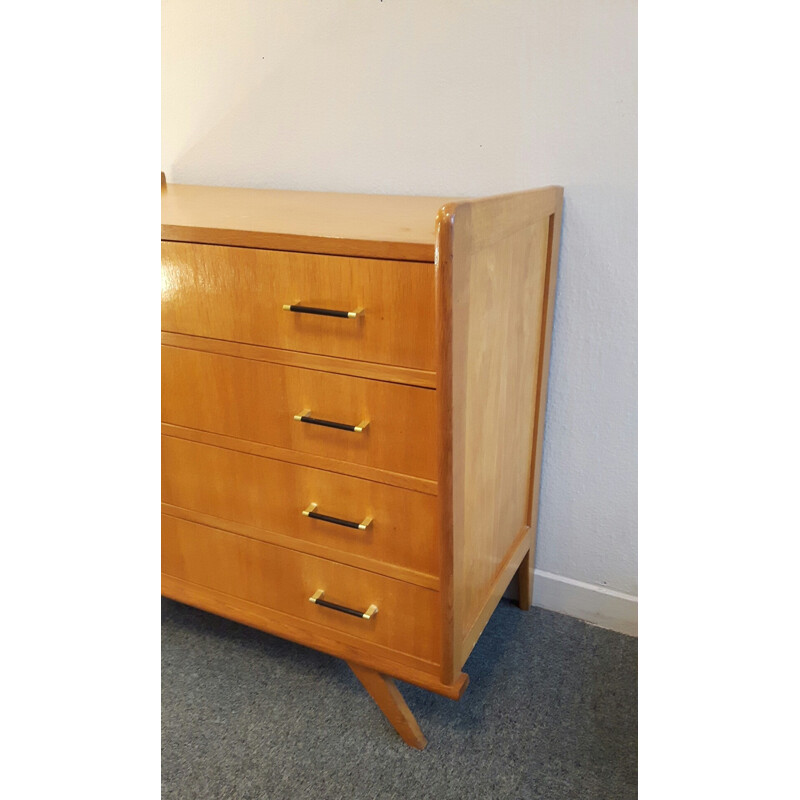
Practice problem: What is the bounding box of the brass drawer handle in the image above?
[283,303,364,319]
[309,589,378,620]
[303,503,373,530]
[293,409,369,433]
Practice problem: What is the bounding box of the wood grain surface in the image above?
[348,661,428,749]
[162,435,440,583]
[162,183,461,261]
[162,242,436,371]
[162,515,441,665]
[163,573,469,695]
[161,331,437,389]
[436,187,564,674]
[160,182,565,738]
[161,344,438,481]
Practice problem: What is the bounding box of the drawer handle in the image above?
[293,409,369,433]
[309,589,378,620]
[283,303,364,320]
[303,503,373,531]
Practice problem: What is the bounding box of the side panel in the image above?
[440,188,564,673]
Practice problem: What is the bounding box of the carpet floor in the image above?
[162,597,637,800]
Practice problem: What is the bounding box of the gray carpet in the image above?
[162,597,637,800]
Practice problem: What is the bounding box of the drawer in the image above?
[161,345,437,480]
[161,515,441,665]
[161,242,436,371]
[161,436,439,580]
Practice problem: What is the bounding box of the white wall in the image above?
[162,0,638,632]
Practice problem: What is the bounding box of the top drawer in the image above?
[161,242,436,371]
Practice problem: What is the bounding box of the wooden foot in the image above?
[347,661,428,749]
[517,548,533,610]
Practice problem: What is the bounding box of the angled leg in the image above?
[517,548,533,610]
[347,661,427,749]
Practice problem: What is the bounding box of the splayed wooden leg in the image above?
[347,661,427,749]
[517,547,533,610]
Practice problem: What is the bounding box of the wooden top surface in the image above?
[161,183,461,261]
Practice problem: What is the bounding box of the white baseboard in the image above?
[531,569,638,636]
[506,569,638,636]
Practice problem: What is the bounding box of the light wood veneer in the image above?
[162,515,441,667]
[162,435,439,585]
[161,183,453,261]
[162,242,436,370]
[161,181,563,748]
[161,344,437,480]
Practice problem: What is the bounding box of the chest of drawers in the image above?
[161,180,563,748]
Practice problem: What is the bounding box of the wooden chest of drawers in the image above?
[161,180,563,748]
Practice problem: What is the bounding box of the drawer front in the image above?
[161,242,436,371]
[162,436,439,580]
[161,345,437,481]
[161,515,441,665]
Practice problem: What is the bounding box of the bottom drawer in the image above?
[161,515,441,665]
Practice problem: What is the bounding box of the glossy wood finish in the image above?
[165,505,439,592]
[434,204,457,685]
[161,345,438,481]
[162,422,437,496]
[162,435,440,584]
[435,187,564,674]
[162,331,436,389]
[162,515,441,666]
[162,183,459,261]
[163,573,468,698]
[160,181,564,746]
[347,661,427,750]
[162,242,436,370]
